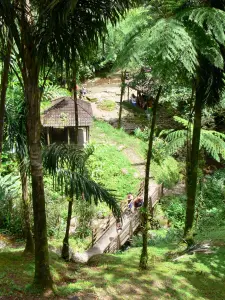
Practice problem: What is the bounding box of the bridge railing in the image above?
[91,182,144,247]
[91,182,163,248]
[104,183,163,253]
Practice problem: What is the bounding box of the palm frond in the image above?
[57,170,121,217]
[42,143,94,175]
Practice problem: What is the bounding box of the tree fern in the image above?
[185,8,225,45]
[162,116,225,161]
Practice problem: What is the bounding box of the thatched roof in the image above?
[42,97,93,128]
[126,69,156,94]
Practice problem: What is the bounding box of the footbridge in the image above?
[73,182,163,263]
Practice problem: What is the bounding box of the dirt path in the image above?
[85,76,141,131]
[122,148,145,179]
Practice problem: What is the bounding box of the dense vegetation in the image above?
[0,0,224,298]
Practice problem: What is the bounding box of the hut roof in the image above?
[42,97,93,128]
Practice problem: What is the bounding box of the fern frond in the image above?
[165,129,187,142]
[165,135,187,154]
[136,18,198,78]
[186,8,225,45]
[162,116,225,161]
[173,116,189,128]
[159,129,175,137]
[201,131,225,161]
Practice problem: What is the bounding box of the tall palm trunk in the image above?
[73,68,79,144]
[118,71,126,129]
[24,73,52,288]
[184,85,203,245]
[19,162,34,254]
[20,0,52,288]
[61,199,73,260]
[140,86,162,270]
[0,36,12,165]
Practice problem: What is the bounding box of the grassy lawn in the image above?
[88,120,147,204]
[91,119,147,158]
[1,228,224,299]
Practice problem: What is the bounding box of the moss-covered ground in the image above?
[0,227,224,299]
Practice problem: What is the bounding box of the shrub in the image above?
[97,100,116,111]
[197,169,225,229]
[134,127,149,141]
[151,157,181,189]
[160,195,186,229]
[0,174,23,235]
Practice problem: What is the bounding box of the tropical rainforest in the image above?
[0,0,225,299]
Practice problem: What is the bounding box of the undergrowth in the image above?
[91,119,147,158]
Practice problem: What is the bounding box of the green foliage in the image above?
[152,137,169,165]
[94,8,148,71]
[114,1,225,92]
[0,174,20,201]
[44,177,65,237]
[0,174,22,235]
[161,116,225,162]
[160,169,225,231]
[0,152,17,175]
[197,169,225,229]
[97,100,116,111]
[88,143,139,200]
[161,195,186,229]
[91,120,147,158]
[43,143,121,218]
[151,157,181,189]
[132,228,182,247]
[41,82,70,111]
[74,197,95,238]
[134,127,149,141]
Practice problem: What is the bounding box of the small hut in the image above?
[42,97,93,146]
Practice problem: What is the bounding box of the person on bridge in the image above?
[116,218,122,233]
[127,192,134,211]
[134,196,144,210]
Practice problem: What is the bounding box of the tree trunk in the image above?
[184,86,202,245]
[73,69,79,145]
[140,86,162,270]
[25,74,52,289]
[61,199,73,261]
[18,0,52,290]
[20,164,34,254]
[118,71,126,129]
[0,37,12,165]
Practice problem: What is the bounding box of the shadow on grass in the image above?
[78,242,225,300]
[0,239,225,300]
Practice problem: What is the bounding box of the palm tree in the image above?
[0,0,140,288]
[0,30,12,166]
[5,84,34,254]
[43,143,121,261]
[139,85,162,269]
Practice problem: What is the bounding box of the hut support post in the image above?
[67,128,70,145]
[47,128,50,145]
